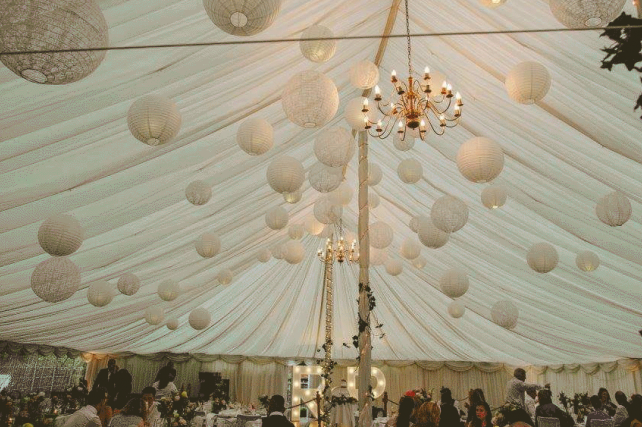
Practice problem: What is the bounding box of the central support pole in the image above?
[323,235,334,365]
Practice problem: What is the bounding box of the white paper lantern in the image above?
[304,216,325,235]
[314,127,355,167]
[448,301,466,318]
[257,248,272,263]
[431,196,469,233]
[117,273,140,296]
[400,238,421,260]
[527,242,559,273]
[314,196,343,224]
[265,206,289,230]
[284,240,305,264]
[480,0,507,7]
[166,318,179,330]
[145,306,164,326]
[344,97,377,131]
[283,189,303,204]
[31,257,81,303]
[505,62,551,105]
[309,162,343,193]
[38,214,84,256]
[271,245,285,260]
[456,137,504,183]
[369,191,381,209]
[550,0,626,27]
[596,191,632,227]
[0,0,108,85]
[158,280,180,301]
[412,256,427,269]
[385,258,403,276]
[128,95,182,146]
[397,158,423,184]
[329,182,353,206]
[491,300,519,329]
[481,185,508,209]
[267,155,305,194]
[87,280,114,307]
[370,248,388,266]
[282,70,339,128]
[370,221,393,249]
[189,307,211,330]
[440,269,470,298]
[195,233,221,258]
[349,60,379,89]
[576,250,600,272]
[409,215,430,233]
[237,118,273,156]
[318,225,333,239]
[368,163,383,186]
[185,180,212,206]
[417,221,449,249]
[393,133,415,151]
[218,269,234,285]
[203,0,282,36]
[288,224,305,240]
[300,25,336,63]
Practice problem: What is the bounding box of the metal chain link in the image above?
[404,0,412,75]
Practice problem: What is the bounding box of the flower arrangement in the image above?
[258,395,270,411]
[492,402,521,427]
[158,391,197,427]
[405,388,433,404]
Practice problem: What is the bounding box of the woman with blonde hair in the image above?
[414,402,440,427]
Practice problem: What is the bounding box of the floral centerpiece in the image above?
[159,391,197,427]
[210,383,229,414]
[405,388,433,404]
[492,402,521,427]
[258,395,270,412]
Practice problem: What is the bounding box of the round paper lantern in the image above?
[409,215,430,233]
[87,280,113,307]
[393,133,415,151]
[128,95,182,146]
[282,70,339,128]
[145,306,164,326]
[370,248,388,266]
[284,240,305,264]
[417,221,449,249]
[300,25,336,63]
[304,216,325,235]
[481,185,508,209]
[158,280,180,301]
[185,180,212,206]
[369,191,381,209]
[271,245,285,260]
[318,225,332,239]
[267,155,305,194]
[31,257,81,303]
[596,191,632,227]
[189,307,211,330]
[412,256,427,269]
[0,0,108,85]
[384,258,403,276]
[257,248,272,263]
[431,196,469,233]
[349,60,379,89]
[527,243,559,273]
[549,0,626,27]
[166,318,179,330]
[480,0,507,7]
[370,221,393,249]
[218,269,234,285]
[195,233,221,258]
[456,137,504,183]
[38,214,84,256]
[344,97,377,131]
[288,224,305,240]
[505,62,551,105]
[440,269,470,299]
[314,196,343,224]
[448,301,466,319]
[314,127,355,167]
[329,182,353,206]
[397,158,423,184]
[576,250,600,272]
[491,300,519,329]
[309,162,343,193]
[283,189,303,204]
[368,163,383,186]
[203,0,282,36]
[237,118,273,156]
[400,237,421,260]
[265,206,289,230]
[117,273,140,296]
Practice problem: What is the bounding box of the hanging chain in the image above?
[404,0,412,76]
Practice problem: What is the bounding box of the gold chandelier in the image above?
[362,0,463,140]
[317,222,359,264]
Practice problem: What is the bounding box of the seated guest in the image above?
[466,389,486,425]
[599,388,618,417]
[64,388,107,427]
[109,398,146,427]
[151,376,177,400]
[468,402,492,427]
[438,388,462,427]
[586,395,611,427]
[414,401,440,427]
[387,396,415,427]
[621,394,642,427]
[262,395,294,427]
[142,387,161,427]
[534,389,573,427]
[614,391,630,427]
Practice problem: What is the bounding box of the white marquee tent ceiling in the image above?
[1,0,641,366]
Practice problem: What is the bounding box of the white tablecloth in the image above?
[371,417,388,427]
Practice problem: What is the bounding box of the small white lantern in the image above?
[431,196,469,233]
[265,206,289,230]
[480,0,507,8]
[314,127,355,167]
[329,182,353,206]
[185,181,212,206]
[370,221,393,249]
[393,133,415,151]
[304,216,325,235]
[318,225,333,239]
[368,163,383,186]
[596,191,632,227]
[314,196,343,224]
[145,306,165,326]
[505,62,551,105]
[370,248,388,266]
[218,269,234,285]
[195,233,221,258]
[284,240,305,264]
[282,70,339,128]
[87,280,114,307]
[309,162,343,193]
[166,318,179,330]
[527,242,559,273]
[384,258,403,276]
[448,301,466,319]
[38,214,84,256]
[440,269,470,298]
[288,224,305,240]
[271,245,285,260]
[456,137,504,183]
[481,185,508,209]
[400,237,421,260]
[237,118,273,156]
[491,300,519,329]
[418,221,449,249]
[300,25,336,63]
[267,155,305,194]
[189,307,211,330]
[369,191,381,209]
[409,215,430,233]
[203,0,282,36]
[576,250,600,272]
[257,248,272,263]
[344,97,377,131]
[349,60,379,89]
[158,279,181,301]
[284,189,303,204]
[549,0,626,27]
[117,273,140,296]
[31,257,81,303]
[397,158,423,184]
[412,256,427,269]
[128,95,182,146]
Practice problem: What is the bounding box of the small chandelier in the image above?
[317,222,359,264]
[362,0,463,140]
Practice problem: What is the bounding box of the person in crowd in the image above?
[262,395,294,427]
[151,372,177,400]
[386,396,415,427]
[585,395,611,427]
[598,388,618,417]
[525,389,537,420]
[14,404,32,427]
[154,362,177,384]
[414,401,440,427]
[97,394,113,427]
[93,360,119,399]
[505,368,549,426]
[438,388,462,427]
[108,398,147,427]
[621,394,642,427]
[111,369,133,411]
[465,389,486,425]
[64,388,107,427]
[468,402,492,427]
[141,387,161,427]
[534,389,573,427]
[613,391,630,426]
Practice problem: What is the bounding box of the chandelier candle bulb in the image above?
[364,116,371,129]
[374,86,382,100]
[424,67,430,79]
[441,81,448,95]
[362,98,369,112]
[391,70,397,82]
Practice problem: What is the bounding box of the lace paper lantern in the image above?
[349,60,379,89]
[309,163,342,193]
[393,133,415,151]
[576,250,600,272]
[158,279,180,301]
[457,137,504,183]
[329,182,353,206]
[385,258,403,276]
[128,95,182,146]
[31,257,81,303]
[431,196,469,233]
[189,307,211,330]
[265,206,289,230]
[418,221,449,249]
[195,233,221,258]
[185,181,212,205]
[203,0,282,36]
[370,221,393,249]
[218,269,234,285]
[288,224,305,240]
[300,25,336,63]
[314,127,355,167]
[491,300,519,329]
[481,185,508,209]
[368,163,383,186]
[505,62,551,105]
[283,189,303,204]
[397,158,423,184]
[117,273,140,296]
[257,248,272,263]
[304,216,325,235]
[480,0,507,7]
[400,237,421,260]
[0,0,108,85]
[284,240,305,264]
[440,269,469,298]
[448,301,466,319]
[145,306,164,326]
[344,97,377,130]
[527,243,559,273]
[166,318,179,330]
[409,215,430,233]
[596,191,632,227]
[237,118,273,156]
[314,196,342,224]
[282,70,339,128]
[87,280,113,307]
[550,0,626,27]
[267,156,305,194]
[369,191,381,209]
[412,256,427,269]
[370,248,388,266]
[38,214,84,256]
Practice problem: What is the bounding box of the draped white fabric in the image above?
[0,0,642,365]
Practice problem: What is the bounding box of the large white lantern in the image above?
[448,301,466,319]
[344,97,377,131]
[87,280,114,307]
[481,185,508,209]
[393,133,415,151]
[288,224,305,240]
[38,214,84,256]
[329,182,353,206]
[128,95,182,146]
[166,318,179,330]
[368,163,383,186]
[505,62,551,105]
[267,155,305,194]
[158,280,181,301]
[284,240,305,264]
[189,307,211,330]
[0,0,108,85]
[431,196,469,233]
[237,118,273,156]
[385,258,403,276]
[576,250,600,272]
[397,158,423,184]
[304,216,325,235]
[117,273,140,296]
[218,269,234,285]
[440,269,470,298]
[412,256,427,269]
[284,189,303,204]
[314,196,343,224]
[195,233,221,258]
[370,221,393,249]
[369,191,381,209]
[257,248,272,263]
[300,25,336,63]
[370,248,388,266]
[203,0,282,36]
[349,60,379,89]
[456,137,504,183]
[596,191,632,227]
[185,181,212,206]
[314,127,355,167]
[418,221,449,249]
[145,306,164,326]
[31,257,81,303]
[527,243,559,273]
[491,300,519,329]
[400,237,421,260]
[549,0,626,27]
[265,206,289,230]
[309,163,343,193]
[282,70,339,128]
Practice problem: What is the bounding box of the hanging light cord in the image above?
[404,0,413,76]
